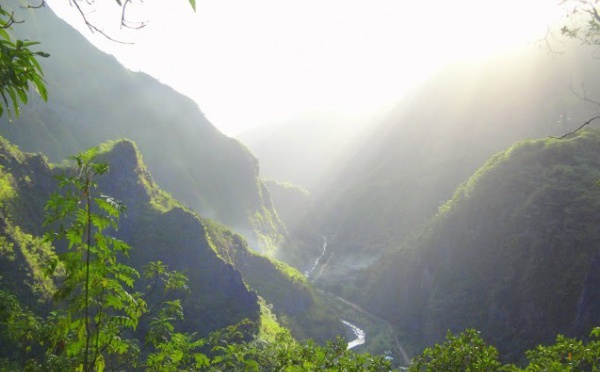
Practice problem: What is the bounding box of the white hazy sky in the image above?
[46,0,566,135]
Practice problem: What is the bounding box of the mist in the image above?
[4,0,600,368]
[44,0,563,136]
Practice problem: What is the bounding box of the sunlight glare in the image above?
[45,0,565,134]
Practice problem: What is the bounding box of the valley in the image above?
[1,1,600,370]
[260,43,600,365]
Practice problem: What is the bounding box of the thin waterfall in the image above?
[304,235,327,279]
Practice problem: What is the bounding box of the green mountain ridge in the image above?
[0,135,345,346]
[4,3,600,365]
[0,3,284,254]
[0,136,399,371]
[295,46,600,286]
[95,139,348,343]
[0,137,261,336]
[358,128,600,361]
[202,218,344,342]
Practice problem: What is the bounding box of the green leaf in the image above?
[194,353,210,368]
[20,40,40,48]
[172,349,184,363]
[189,0,196,11]
[16,88,27,105]
[32,75,48,101]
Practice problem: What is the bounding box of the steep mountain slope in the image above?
[263,180,311,233]
[0,3,283,254]
[0,137,261,336]
[202,219,344,342]
[95,141,262,335]
[101,142,342,342]
[298,47,600,275]
[359,128,600,361]
[0,135,346,343]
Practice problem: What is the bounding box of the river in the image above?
[342,320,366,349]
[304,236,367,350]
[305,236,411,366]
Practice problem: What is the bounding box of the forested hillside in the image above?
[294,47,600,279]
[0,135,397,370]
[0,3,284,254]
[0,132,348,338]
[202,219,344,342]
[358,128,600,361]
[0,137,261,336]
[3,1,600,369]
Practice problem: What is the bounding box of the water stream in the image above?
[304,236,367,350]
[304,236,327,278]
[342,320,367,349]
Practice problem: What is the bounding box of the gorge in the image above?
[1,1,600,370]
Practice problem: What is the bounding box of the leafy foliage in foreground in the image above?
[409,329,502,371]
[0,7,48,119]
[8,148,200,371]
[409,327,600,372]
[0,148,391,371]
[513,326,600,371]
[0,150,599,371]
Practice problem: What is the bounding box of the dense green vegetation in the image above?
[0,7,48,119]
[0,146,202,370]
[203,218,344,342]
[0,137,260,337]
[0,135,376,363]
[91,140,348,342]
[0,144,393,371]
[3,1,600,369]
[408,327,600,371]
[357,128,600,362]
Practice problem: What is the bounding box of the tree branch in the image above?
[21,1,46,10]
[70,0,134,45]
[570,79,600,108]
[536,26,565,57]
[0,9,24,29]
[584,5,600,23]
[550,115,600,139]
